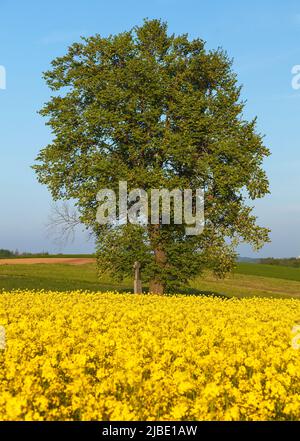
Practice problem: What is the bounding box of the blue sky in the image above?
[0,0,299,256]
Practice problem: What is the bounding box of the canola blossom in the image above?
[0,291,300,421]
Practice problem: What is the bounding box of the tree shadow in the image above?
[171,287,230,299]
[119,285,230,299]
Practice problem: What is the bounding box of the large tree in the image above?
[33,19,270,294]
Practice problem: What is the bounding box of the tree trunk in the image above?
[148,225,167,295]
[149,278,164,295]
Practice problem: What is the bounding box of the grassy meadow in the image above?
[0,260,300,299]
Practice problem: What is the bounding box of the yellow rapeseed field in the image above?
[1,291,300,421]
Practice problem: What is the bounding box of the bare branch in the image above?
[46,201,83,247]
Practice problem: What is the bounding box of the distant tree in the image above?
[0,249,14,258]
[33,19,270,294]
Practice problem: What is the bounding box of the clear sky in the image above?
[0,0,299,256]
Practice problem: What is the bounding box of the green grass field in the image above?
[0,263,129,292]
[0,261,300,298]
[236,262,300,281]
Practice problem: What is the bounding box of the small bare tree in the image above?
[46,202,86,247]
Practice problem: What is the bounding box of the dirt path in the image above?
[0,258,96,265]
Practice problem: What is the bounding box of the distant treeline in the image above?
[0,249,50,258]
[259,258,300,268]
[0,249,94,259]
[0,249,15,257]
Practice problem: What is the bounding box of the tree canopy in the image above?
[33,19,270,294]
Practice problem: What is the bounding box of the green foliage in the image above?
[33,19,270,292]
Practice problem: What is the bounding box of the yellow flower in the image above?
[0,291,300,420]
